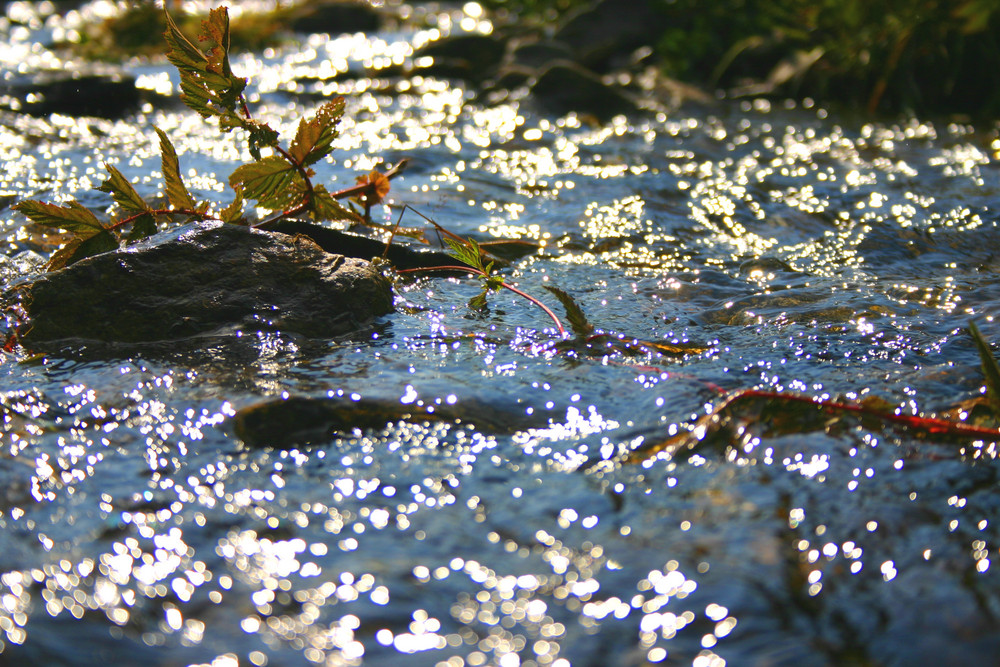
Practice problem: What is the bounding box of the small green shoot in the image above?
[543,285,594,338]
[14,6,394,270]
[445,237,504,309]
[969,321,1000,414]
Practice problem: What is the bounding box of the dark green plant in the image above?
[60,2,289,61]
[15,7,391,270]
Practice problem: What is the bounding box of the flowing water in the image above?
[2,3,1000,666]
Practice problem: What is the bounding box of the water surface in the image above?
[2,4,1000,666]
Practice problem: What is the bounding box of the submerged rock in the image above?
[0,65,140,119]
[530,60,640,119]
[233,394,553,448]
[287,0,388,35]
[17,222,393,348]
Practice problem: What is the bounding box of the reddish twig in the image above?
[397,265,566,336]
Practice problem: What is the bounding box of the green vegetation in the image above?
[62,2,290,61]
[655,0,1000,114]
[481,0,1000,115]
[15,8,388,270]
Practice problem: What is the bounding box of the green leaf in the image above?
[969,321,1000,413]
[289,98,345,166]
[219,191,245,223]
[229,155,303,211]
[154,127,196,210]
[445,237,487,272]
[163,8,247,122]
[98,164,150,215]
[46,229,119,270]
[311,184,362,222]
[543,286,594,337]
[14,200,106,237]
[125,212,157,242]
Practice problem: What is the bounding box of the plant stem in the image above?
[108,207,218,232]
[397,265,566,336]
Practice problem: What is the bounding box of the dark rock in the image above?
[530,60,640,120]
[554,0,668,72]
[233,395,552,448]
[0,66,140,119]
[263,219,460,270]
[18,222,393,348]
[507,39,574,70]
[287,0,386,35]
[411,33,507,82]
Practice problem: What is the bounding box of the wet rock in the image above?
[506,38,574,70]
[18,222,393,348]
[263,219,458,270]
[0,65,140,119]
[554,0,669,72]
[411,33,507,83]
[529,60,640,120]
[233,395,552,448]
[287,0,387,35]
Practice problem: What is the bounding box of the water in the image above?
[2,4,1000,666]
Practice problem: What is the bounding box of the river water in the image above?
[2,3,1000,666]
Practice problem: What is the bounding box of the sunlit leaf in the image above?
[543,286,594,337]
[354,169,391,206]
[98,164,150,215]
[289,98,345,166]
[445,237,487,272]
[229,155,302,210]
[163,8,247,123]
[154,127,196,210]
[45,229,119,271]
[218,191,245,223]
[125,212,157,242]
[14,200,106,236]
[311,184,362,222]
[969,321,1000,413]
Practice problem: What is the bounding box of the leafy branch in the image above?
[14,6,400,270]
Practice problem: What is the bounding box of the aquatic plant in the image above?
[14,7,396,270]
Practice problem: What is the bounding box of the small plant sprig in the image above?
[395,232,567,337]
[14,7,395,270]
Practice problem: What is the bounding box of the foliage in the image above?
[969,321,1000,414]
[59,2,289,61]
[674,0,1000,114]
[482,0,1000,115]
[15,6,390,270]
[445,237,504,310]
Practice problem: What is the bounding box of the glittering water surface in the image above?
[3,5,1000,667]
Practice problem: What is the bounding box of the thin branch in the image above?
[397,265,566,336]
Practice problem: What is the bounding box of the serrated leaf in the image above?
[219,191,245,223]
[445,237,486,272]
[14,200,106,237]
[229,155,303,211]
[164,8,247,122]
[543,286,594,337]
[970,321,1000,413]
[154,127,196,210]
[354,169,391,206]
[311,184,362,222]
[289,98,345,166]
[46,229,119,271]
[125,212,157,242]
[99,164,150,215]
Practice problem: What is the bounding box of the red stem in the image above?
[728,388,1000,439]
[397,265,566,336]
[108,207,217,232]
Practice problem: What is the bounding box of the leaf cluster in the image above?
[15,6,382,270]
[445,237,504,309]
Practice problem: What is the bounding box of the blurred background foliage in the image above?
[65,0,1000,116]
[483,0,1000,115]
